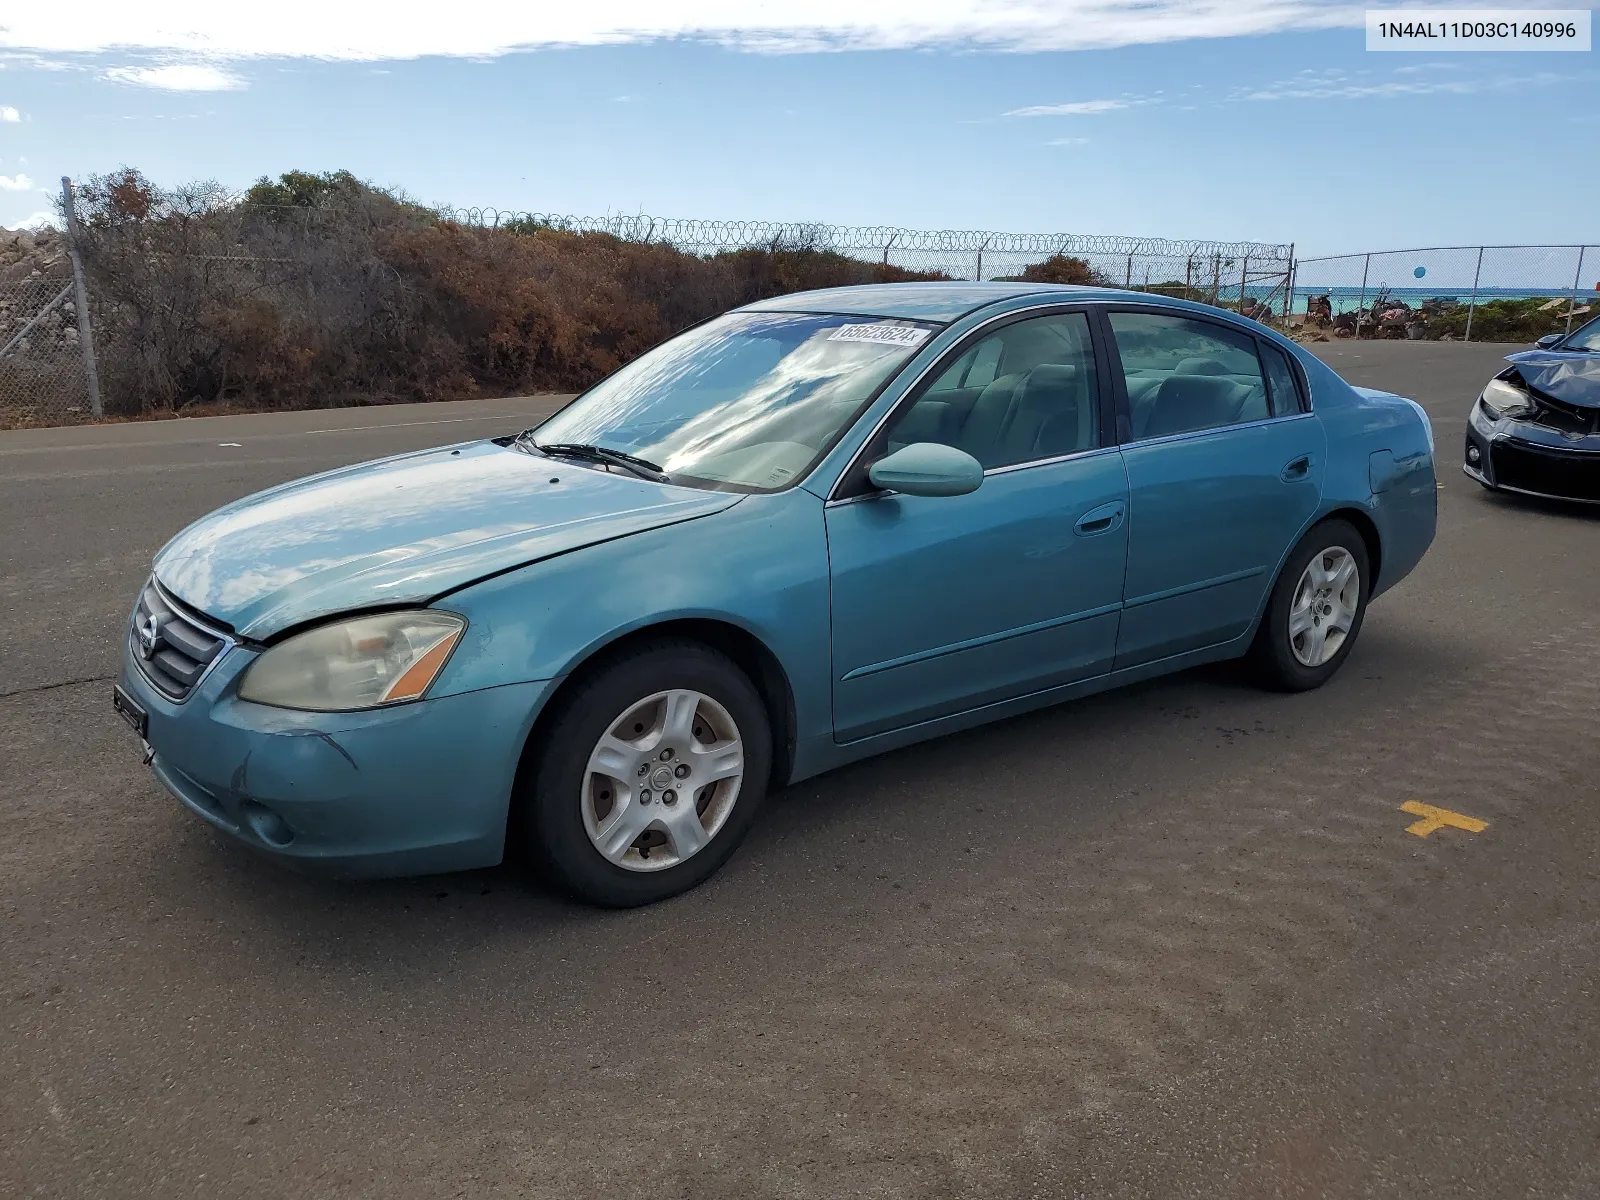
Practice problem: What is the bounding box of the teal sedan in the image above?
[114,283,1437,907]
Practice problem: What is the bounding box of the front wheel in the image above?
[518,640,772,907]
[1248,519,1370,692]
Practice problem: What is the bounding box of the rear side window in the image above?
[1108,312,1270,440]
[1259,341,1305,416]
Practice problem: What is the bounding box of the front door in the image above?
[825,309,1130,743]
[1105,309,1326,669]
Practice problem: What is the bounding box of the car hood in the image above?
[154,440,742,639]
[1504,349,1600,408]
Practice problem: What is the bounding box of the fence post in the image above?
[59,176,103,419]
[1464,246,1484,343]
[1124,253,1133,287]
[975,238,990,282]
[881,231,898,269]
[1353,252,1371,339]
[1184,257,1193,301]
[1565,247,1587,336]
[1239,255,1249,313]
[1284,243,1295,321]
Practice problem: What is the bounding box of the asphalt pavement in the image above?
[4,341,1599,1199]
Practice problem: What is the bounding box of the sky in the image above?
[0,2,1595,257]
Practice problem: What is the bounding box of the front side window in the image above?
[880,311,1100,470]
[1563,312,1600,352]
[530,311,937,492]
[1110,312,1270,440]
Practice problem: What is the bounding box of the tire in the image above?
[518,639,772,908]
[1247,519,1371,693]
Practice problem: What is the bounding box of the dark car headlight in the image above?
[1477,378,1526,422]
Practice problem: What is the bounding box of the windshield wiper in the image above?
[521,438,670,483]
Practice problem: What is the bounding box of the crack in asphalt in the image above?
[0,674,114,700]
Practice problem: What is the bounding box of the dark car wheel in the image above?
[1248,519,1371,693]
[518,639,772,908]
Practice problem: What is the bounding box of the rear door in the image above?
[1103,308,1325,669]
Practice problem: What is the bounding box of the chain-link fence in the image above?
[1291,244,1598,342]
[0,273,91,425]
[21,175,1295,428]
[443,208,1295,309]
[0,180,102,429]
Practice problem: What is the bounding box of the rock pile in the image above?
[0,227,80,362]
[1,226,70,282]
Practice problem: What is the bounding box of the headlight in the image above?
[238,611,465,711]
[1477,378,1525,422]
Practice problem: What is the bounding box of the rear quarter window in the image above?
[1258,341,1306,416]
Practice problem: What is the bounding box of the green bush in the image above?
[1422,297,1589,343]
[994,254,1114,286]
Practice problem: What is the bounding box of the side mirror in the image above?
[867,442,984,498]
[1535,333,1564,349]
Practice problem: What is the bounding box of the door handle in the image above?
[1280,455,1311,482]
[1074,502,1125,536]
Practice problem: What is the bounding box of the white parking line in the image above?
[298,413,535,435]
[0,411,545,456]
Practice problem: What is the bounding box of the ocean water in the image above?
[1289,286,1600,317]
[1137,282,1599,317]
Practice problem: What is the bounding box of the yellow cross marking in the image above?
[1401,801,1488,839]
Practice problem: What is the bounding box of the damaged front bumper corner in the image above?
[1465,391,1600,505]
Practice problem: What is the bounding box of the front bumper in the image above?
[1464,420,1600,506]
[118,635,557,879]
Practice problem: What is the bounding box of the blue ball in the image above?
[1413,266,1426,279]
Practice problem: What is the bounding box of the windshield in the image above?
[529,311,937,492]
[1560,312,1600,352]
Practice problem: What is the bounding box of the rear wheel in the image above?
[519,640,771,907]
[1248,519,1370,692]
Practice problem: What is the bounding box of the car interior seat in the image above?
[1140,374,1243,439]
[955,364,1088,468]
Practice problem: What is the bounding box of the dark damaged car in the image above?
[1465,312,1600,503]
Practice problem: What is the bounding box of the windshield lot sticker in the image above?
[828,324,931,349]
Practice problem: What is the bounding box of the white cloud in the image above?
[0,173,34,190]
[1006,98,1132,116]
[103,63,245,91]
[0,3,1372,59]
[0,105,19,122]
[1047,136,1090,145]
[1236,69,1565,102]
[7,210,58,230]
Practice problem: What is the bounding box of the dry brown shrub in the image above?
[72,169,950,418]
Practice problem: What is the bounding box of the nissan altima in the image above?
[114,283,1438,907]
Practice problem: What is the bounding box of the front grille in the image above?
[129,579,229,700]
[1490,438,1600,503]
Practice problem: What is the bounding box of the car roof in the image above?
[741,282,1147,323]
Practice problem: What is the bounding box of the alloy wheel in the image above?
[1288,546,1360,667]
[580,689,745,872]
